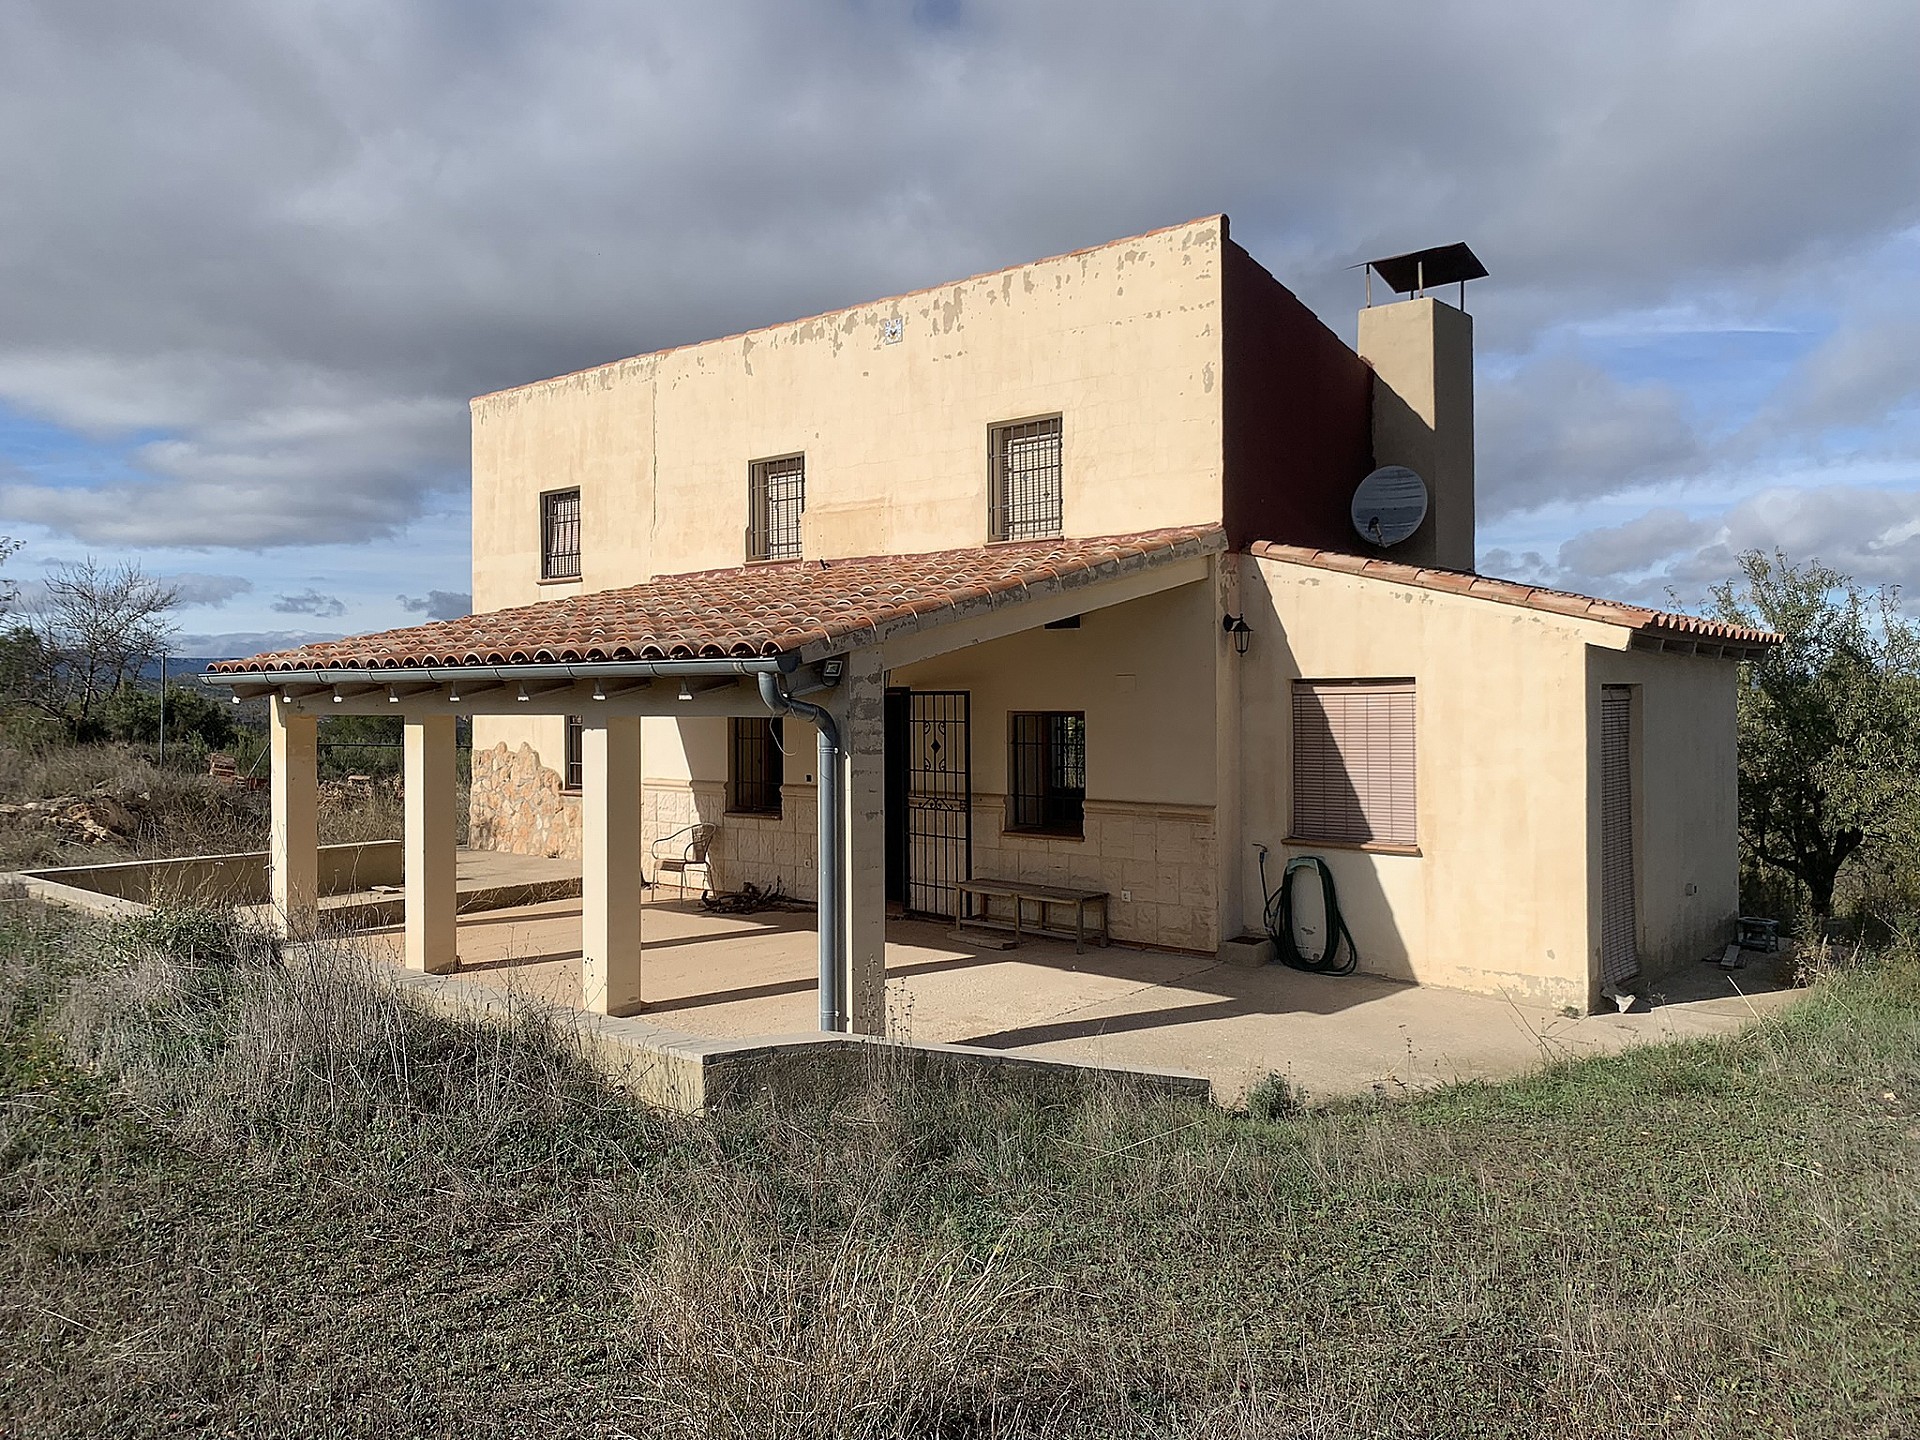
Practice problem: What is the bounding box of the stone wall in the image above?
[469,752,819,900]
[468,742,581,859]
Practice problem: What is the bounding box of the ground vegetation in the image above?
[1,900,1915,1438]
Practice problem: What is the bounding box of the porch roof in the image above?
[208,526,1226,675]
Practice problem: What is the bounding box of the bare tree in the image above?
[32,558,180,723]
[0,536,19,613]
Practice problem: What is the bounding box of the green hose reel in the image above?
[1257,845,1359,976]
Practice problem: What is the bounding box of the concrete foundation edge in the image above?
[371,958,1214,1114]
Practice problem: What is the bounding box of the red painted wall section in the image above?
[1220,239,1375,551]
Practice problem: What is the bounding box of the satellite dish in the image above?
[1352,465,1429,547]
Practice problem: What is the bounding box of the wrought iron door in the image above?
[904,691,972,918]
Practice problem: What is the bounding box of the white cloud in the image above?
[398,589,471,620]
[1495,483,1920,606]
[174,629,341,660]
[0,0,1917,565]
[164,571,253,608]
[1479,353,1708,514]
[271,588,345,618]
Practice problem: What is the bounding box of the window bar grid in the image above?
[542,489,582,580]
[563,714,583,791]
[729,717,783,814]
[748,456,805,561]
[1008,710,1084,835]
[991,418,1062,541]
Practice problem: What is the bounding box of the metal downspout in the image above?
[758,670,845,1033]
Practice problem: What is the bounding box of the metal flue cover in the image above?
[1351,465,1429,547]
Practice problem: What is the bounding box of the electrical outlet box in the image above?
[1121,889,1131,901]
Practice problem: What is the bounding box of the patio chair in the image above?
[650,823,717,899]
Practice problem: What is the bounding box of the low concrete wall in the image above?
[16,840,403,908]
[376,957,1213,1114]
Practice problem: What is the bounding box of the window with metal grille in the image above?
[989,417,1063,541]
[541,488,582,580]
[1007,711,1085,836]
[729,716,784,815]
[747,455,805,561]
[562,714,583,792]
[1290,681,1416,847]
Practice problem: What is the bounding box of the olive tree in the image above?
[1713,551,1920,918]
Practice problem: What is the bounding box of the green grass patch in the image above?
[2,897,1916,1437]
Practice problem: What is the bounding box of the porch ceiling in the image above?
[207,526,1224,682]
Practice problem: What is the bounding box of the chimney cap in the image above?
[1360,242,1488,297]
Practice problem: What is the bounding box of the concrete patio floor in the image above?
[357,891,1803,1104]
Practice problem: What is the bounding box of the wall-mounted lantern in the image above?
[1222,613,1253,656]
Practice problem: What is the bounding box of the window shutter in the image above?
[1291,681,1416,846]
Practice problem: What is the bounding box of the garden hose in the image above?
[1257,845,1359,976]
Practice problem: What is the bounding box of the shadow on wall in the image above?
[1234,560,1415,985]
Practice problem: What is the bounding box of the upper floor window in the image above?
[1291,680,1417,848]
[1007,710,1085,837]
[747,454,806,562]
[541,488,582,580]
[989,417,1063,541]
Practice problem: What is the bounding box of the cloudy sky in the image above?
[2,0,1918,656]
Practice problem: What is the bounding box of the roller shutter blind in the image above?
[1291,681,1417,846]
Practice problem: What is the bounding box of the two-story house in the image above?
[209,215,1776,1031]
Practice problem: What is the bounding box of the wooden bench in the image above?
[955,878,1110,954]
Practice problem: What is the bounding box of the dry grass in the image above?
[2,898,1918,1437]
[0,740,445,869]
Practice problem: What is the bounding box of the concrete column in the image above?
[839,649,888,1036]
[403,714,458,975]
[268,696,319,939]
[581,714,644,1016]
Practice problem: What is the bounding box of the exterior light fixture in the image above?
[1222,613,1253,656]
[331,690,345,704]
[446,684,462,702]
[591,680,607,701]
[388,686,401,704]
[516,683,530,702]
[677,678,694,702]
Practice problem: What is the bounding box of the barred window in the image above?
[1290,681,1416,847]
[562,714,583,792]
[541,488,582,580]
[747,454,805,561]
[1007,711,1085,836]
[729,717,784,815]
[989,417,1062,541]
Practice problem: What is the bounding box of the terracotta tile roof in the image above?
[209,527,1226,674]
[1249,542,1782,654]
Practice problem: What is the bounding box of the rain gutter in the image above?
[197,656,799,690]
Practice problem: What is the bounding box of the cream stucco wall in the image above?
[469,215,1228,615]
[1586,647,1741,982]
[893,578,1227,951]
[1239,556,1742,1011]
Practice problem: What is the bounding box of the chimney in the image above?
[1356,244,1482,572]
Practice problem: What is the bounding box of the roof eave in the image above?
[200,654,801,693]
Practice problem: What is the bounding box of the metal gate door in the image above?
[904,691,972,918]
[1599,686,1640,984]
